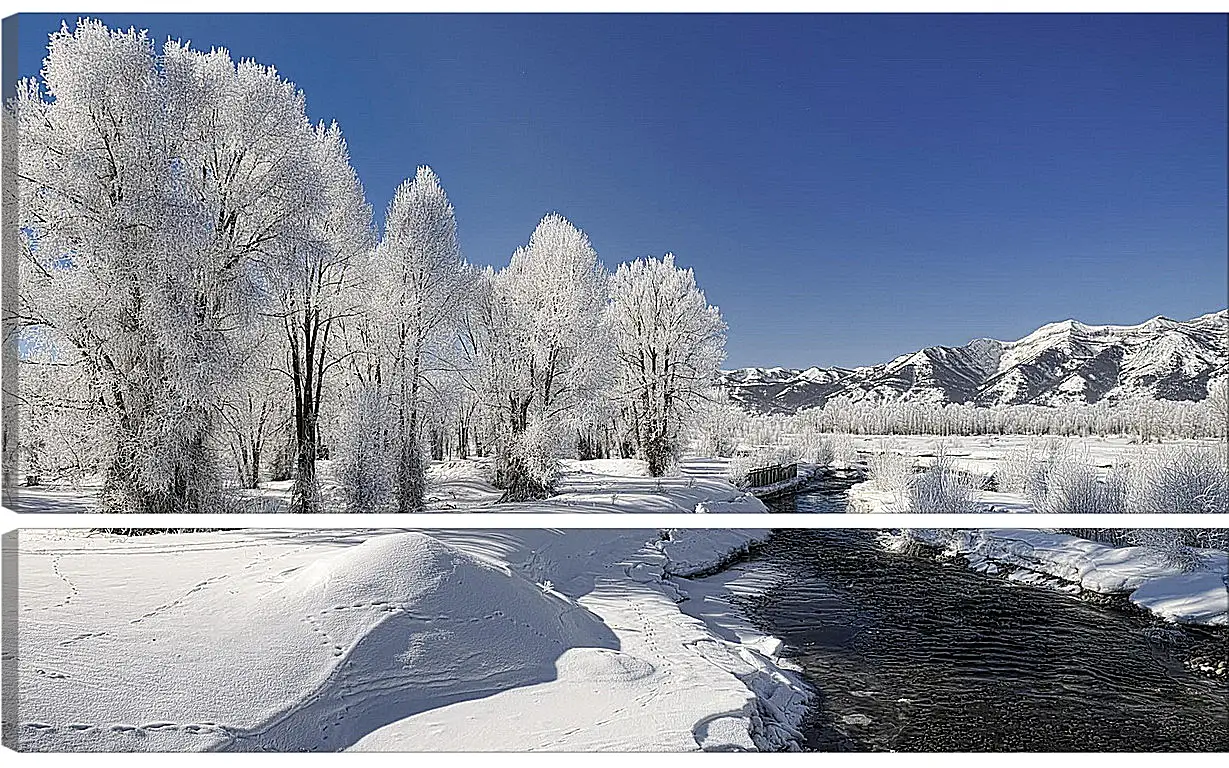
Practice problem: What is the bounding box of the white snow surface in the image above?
[885,528,1229,626]
[13,457,770,515]
[13,525,807,752]
[836,434,1224,515]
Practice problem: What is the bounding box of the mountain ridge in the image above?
[721,310,1229,414]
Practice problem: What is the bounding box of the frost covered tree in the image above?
[481,214,613,499]
[333,379,396,513]
[13,22,309,511]
[609,254,726,475]
[269,122,374,513]
[11,20,376,512]
[374,167,469,512]
[164,40,330,509]
[1207,378,1228,429]
[9,333,106,485]
[696,391,748,458]
[12,22,204,512]
[214,337,288,490]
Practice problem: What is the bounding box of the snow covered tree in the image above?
[374,167,469,512]
[333,379,396,513]
[13,23,184,511]
[1207,377,1228,429]
[9,331,106,485]
[609,254,726,475]
[481,214,613,499]
[696,391,747,459]
[10,16,383,508]
[269,122,374,513]
[214,336,288,490]
[11,22,288,512]
[11,20,376,512]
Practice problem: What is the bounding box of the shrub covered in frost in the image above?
[827,434,859,468]
[725,454,757,488]
[904,452,982,514]
[996,439,1069,498]
[996,440,1128,514]
[866,445,913,493]
[1031,461,1127,515]
[789,431,835,466]
[494,419,565,501]
[1127,529,1208,573]
[1125,447,1228,515]
[334,385,396,514]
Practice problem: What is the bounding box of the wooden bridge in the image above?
[745,462,797,489]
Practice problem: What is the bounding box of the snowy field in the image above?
[9,433,1225,523]
[816,434,1227,515]
[13,523,1225,754]
[10,526,809,752]
[14,434,1224,515]
[832,433,1226,475]
[6,456,770,515]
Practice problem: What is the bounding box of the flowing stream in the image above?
[763,468,865,513]
[724,529,1229,751]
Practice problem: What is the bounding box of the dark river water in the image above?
[764,469,865,513]
[729,529,1229,752]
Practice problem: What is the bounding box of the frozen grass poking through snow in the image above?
[789,433,835,466]
[996,438,1069,498]
[866,441,982,513]
[1061,528,1229,572]
[1126,529,1213,573]
[1033,459,1128,515]
[996,439,1125,514]
[828,434,859,467]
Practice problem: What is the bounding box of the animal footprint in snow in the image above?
[141,722,177,732]
[33,668,68,679]
[24,722,54,731]
[67,723,93,731]
[109,724,142,734]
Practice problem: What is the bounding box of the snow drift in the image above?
[12,527,807,753]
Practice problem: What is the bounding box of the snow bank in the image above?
[14,531,614,752]
[668,550,812,750]
[12,526,805,752]
[1128,571,1229,625]
[886,529,1229,626]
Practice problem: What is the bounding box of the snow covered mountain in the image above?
[722,311,1228,414]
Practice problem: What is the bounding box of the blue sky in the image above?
[15,13,1228,368]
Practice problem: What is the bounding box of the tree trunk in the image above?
[396,350,426,513]
[290,409,318,514]
[493,396,551,502]
[102,449,158,514]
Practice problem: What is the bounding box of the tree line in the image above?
[711,388,1228,454]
